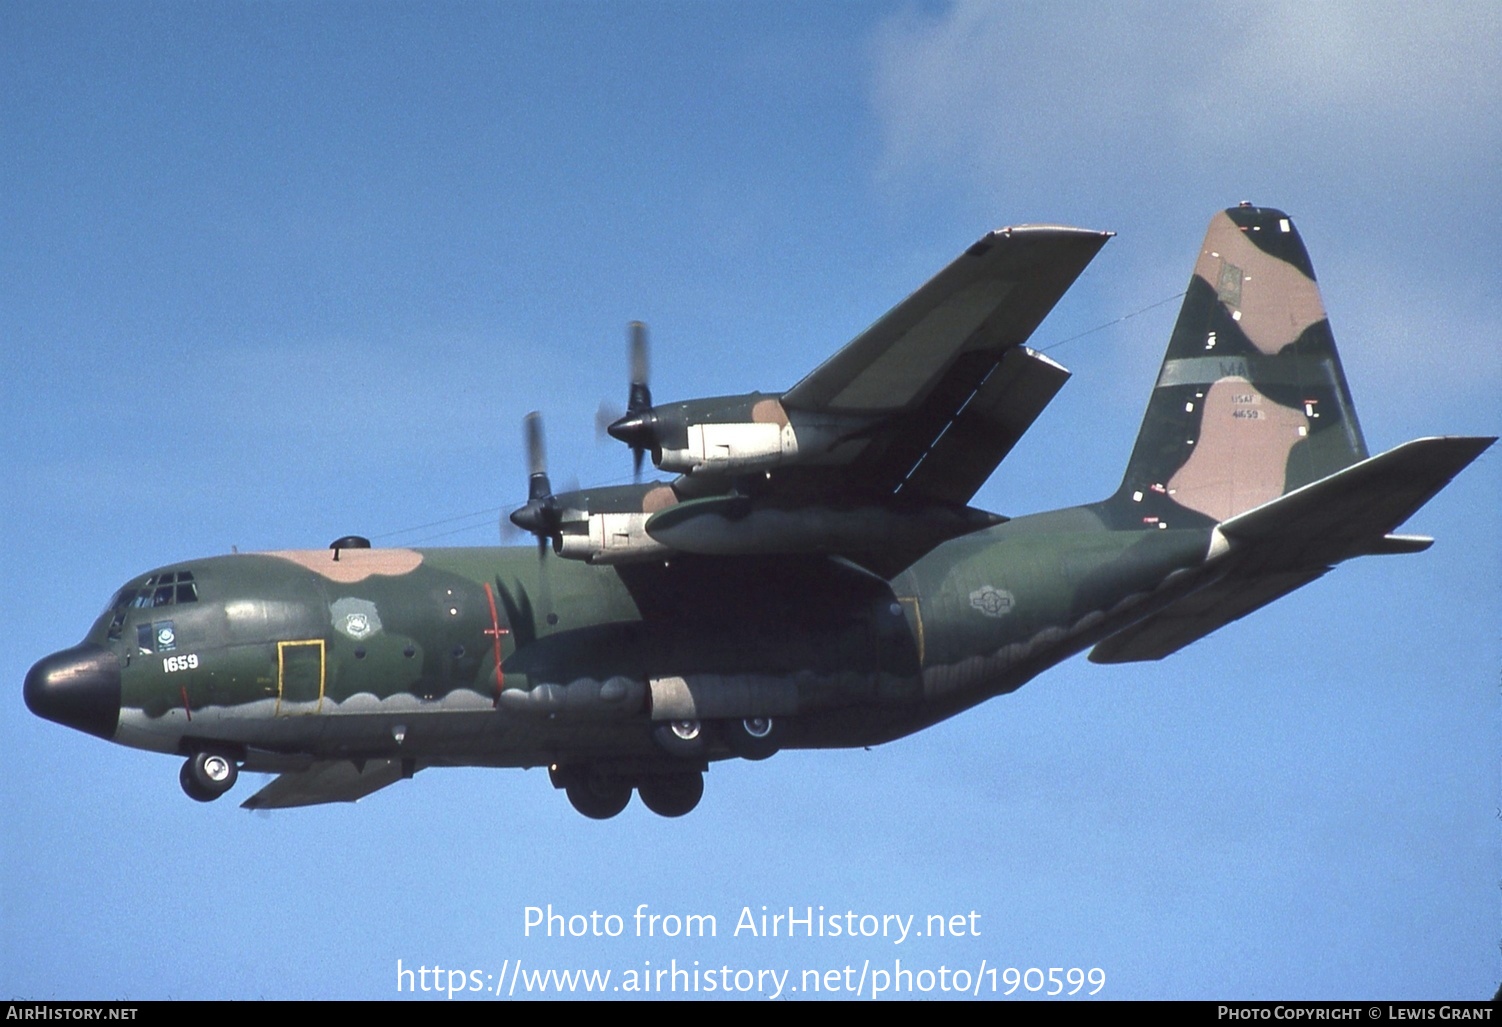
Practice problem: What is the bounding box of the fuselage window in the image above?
[136,620,177,654]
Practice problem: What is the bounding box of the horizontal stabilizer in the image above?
[240,758,406,809]
[1216,436,1494,570]
[1090,435,1494,663]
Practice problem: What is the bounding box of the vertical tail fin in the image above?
[1110,204,1368,528]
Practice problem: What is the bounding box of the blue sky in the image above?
[3,1,1498,1001]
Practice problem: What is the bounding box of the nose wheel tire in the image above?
[180,751,238,802]
[636,772,704,817]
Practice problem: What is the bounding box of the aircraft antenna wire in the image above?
[1038,290,1184,353]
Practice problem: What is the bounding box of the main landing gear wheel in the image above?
[564,776,632,820]
[723,716,780,761]
[179,751,238,802]
[636,772,704,818]
[651,719,706,758]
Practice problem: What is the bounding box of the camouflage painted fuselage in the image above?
[26,204,1492,813]
[82,513,1214,772]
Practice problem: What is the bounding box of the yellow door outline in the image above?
[276,639,326,714]
[895,596,925,665]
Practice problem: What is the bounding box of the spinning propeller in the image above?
[599,321,655,481]
[506,411,562,558]
[510,322,657,555]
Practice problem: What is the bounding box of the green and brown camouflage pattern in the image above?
[1107,203,1368,530]
[25,206,1493,815]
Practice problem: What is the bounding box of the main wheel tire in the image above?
[723,716,780,761]
[636,772,704,818]
[565,776,632,820]
[180,751,238,802]
[651,719,707,758]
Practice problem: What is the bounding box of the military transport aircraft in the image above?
[24,204,1494,818]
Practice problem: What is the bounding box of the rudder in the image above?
[1109,204,1368,528]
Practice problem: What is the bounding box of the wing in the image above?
[240,758,405,809]
[781,223,1111,505]
[534,225,1112,578]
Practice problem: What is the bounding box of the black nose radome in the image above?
[24,644,122,740]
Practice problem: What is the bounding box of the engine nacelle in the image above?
[656,421,798,474]
[555,511,672,564]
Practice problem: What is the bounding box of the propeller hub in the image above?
[606,410,657,449]
[508,501,553,537]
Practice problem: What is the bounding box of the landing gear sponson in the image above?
[167,714,781,815]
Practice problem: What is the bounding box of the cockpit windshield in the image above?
[104,571,198,641]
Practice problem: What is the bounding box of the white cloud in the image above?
[866,1,1502,416]
[869,1,1501,205]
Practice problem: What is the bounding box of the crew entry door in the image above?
[276,639,326,715]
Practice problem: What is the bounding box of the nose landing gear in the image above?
[179,751,239,802]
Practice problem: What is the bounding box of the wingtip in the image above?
[990,223,1114,238]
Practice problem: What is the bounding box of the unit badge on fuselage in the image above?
[331,597,382,640]
[968,586,1014,618]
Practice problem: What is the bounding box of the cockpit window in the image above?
[124,573,198,609]
[106,571,197,641]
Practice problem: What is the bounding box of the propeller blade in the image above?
[523,411,551,501]
[596,400,624,441]
[509,411,560,559]
[628,320,650,413]
[606,321,654,480]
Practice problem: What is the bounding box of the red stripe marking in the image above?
[179,685,192,722]
[482,582,508,706]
